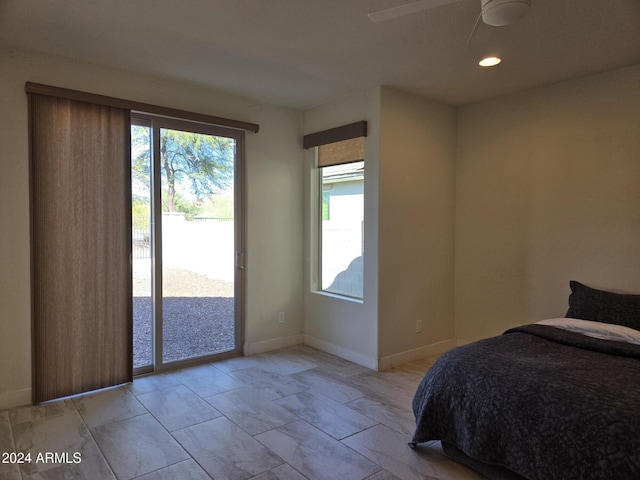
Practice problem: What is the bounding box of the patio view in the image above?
[132,122,238,369]
[132,215,236,367]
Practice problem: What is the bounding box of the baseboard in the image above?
[243,333,304,356]
[242,334,458,372]
[455,339,471,347]
[0,388,31,410]
[377,338,456,371]
[303,335,378,371]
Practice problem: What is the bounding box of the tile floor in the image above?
[0,345,486,480]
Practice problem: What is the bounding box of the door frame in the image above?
[132,113,245,375]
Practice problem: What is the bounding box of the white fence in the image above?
[132,214,235,282]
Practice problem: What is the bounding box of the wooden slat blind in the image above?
[29,94,132,403]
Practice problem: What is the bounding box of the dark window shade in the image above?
[29,94,132,403]
[303,121,367,168]
[303,121,367,149]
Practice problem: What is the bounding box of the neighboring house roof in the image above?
[323,162,364,184]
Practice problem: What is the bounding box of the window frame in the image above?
[315,156,365,300]
[304,121,367,301]
[131,113,247,375]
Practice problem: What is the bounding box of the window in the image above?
[320,159,364,298]
[304,121,367,299]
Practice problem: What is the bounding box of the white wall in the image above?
[3,46,637,408]
[378,88,457,365]
[0,46,304,408]
[302,89,380,369]
[302,87,458,369]
[455,64,640,343]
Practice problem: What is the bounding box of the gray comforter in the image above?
[411,324,640,480]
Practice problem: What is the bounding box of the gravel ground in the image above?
[133,268,235,367]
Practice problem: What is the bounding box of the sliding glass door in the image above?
[132,115,244,372]
[132,121,153,369]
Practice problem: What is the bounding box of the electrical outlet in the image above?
[416,320,422,333]
[278,312,285,324]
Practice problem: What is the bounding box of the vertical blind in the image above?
[29,94,132,403]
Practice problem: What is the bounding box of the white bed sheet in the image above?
[536,317,640,346]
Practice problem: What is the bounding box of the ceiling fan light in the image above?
[481,0,530,26]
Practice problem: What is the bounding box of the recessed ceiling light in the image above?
[479,56,502,67]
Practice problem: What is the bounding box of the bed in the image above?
[410,281,640,480]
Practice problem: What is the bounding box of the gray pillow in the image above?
[567,280,640,332]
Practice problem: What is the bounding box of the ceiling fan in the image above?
[369,0,532,43]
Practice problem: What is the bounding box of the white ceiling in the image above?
[1,0,639,110]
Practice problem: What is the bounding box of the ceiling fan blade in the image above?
[368,0,462,22]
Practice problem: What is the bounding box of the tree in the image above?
[131,126,234,215]
[131,125,152,195]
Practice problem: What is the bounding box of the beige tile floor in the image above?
[0,345,486,480]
